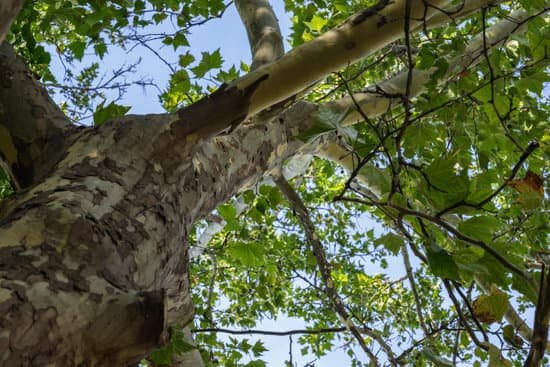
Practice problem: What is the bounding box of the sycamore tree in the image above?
[0,0,548,366]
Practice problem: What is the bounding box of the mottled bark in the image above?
[0,98,317,365]
[0,42,76,189]
[0,0,23,43]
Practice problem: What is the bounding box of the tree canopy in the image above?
[0,0,549,366]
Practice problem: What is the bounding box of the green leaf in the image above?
[251,340,268,357]
[305,15,328,32]
[426,243,460,281]
[511,272,538,303]
[191,49,223,78]
[153,12,168,23]
[245,360,267,367]
[218,203,239,231]
[93,101,131,125]
[179,52,195,67]
[228,242,266,267]
[425,159,469,194]
[69,40,87,59]
[173,32,189,49]
[32,45,51,65]
[458,216,502,243]
[374,233,403,255]
[94,41,107,59]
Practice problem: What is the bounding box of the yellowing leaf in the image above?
[508,170,544,195]
[472,288,509,324]
[507,171,544,209]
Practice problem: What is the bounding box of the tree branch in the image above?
[232,0,454,117]
[324,6,540,127]
[524,263,550,366]
[235,0,284,70]
[274,175,397,367]
[193,326,349,336]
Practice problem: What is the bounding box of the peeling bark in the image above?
[0,99,317,365]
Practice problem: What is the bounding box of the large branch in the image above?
[233,0,449,117]
[0,42,75,189]
[235,0,284,70]
[325,6,542,126]
[0,0,23,43]
[176,0,481,143]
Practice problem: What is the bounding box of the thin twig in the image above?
[274,175,391,366]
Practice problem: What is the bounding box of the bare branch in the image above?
[402,243,430,334]
[235,0,284,70]
[193,326,349,336]
[274,175,397,367]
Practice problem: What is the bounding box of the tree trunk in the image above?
[0,96,317,364]
[0,0,23,43]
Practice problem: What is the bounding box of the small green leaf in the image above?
[245,360,267,367]
[251,340,268,357]
[191,49,223,78]
[173,32,189,49]
[94,42,107,59]
[511,272,538,303]
[153,12,168,23]
[374,233,404,255]
[228,242,266,267]
[179,52,195,67]
[93,101,131,125]
[218,203,239,231]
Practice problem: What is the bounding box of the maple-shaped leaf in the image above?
[508,170,544,195]
[472,288,509,324]
[507,171,544,209]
